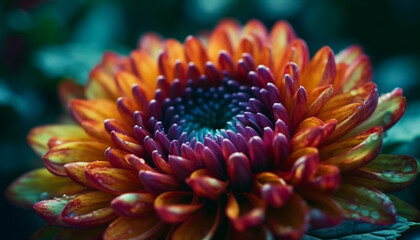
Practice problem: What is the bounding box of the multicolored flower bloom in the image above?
[7,19,418,239]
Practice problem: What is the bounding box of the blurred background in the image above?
[1,0,420,238]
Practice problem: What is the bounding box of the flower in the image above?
[7,19,418,239]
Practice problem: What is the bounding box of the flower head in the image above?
[7,19,418,239]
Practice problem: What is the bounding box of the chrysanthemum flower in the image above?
[7,19,418,239]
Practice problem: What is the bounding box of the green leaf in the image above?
[303,216,419,240]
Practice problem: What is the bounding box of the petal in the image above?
[104,215,167,240]
[64,162,96,188]
[335,45,363,64]
[111,192,155,217]
[139,170,184,195]
[60,191,117,227]
[301,46,336,90]
[185,36,208,74]
[85,161,142,194]
[343,154,418,192]
[131,50,158,92]
[56,226,106,240]
[28,125,89,157]
[69,99,120,124]
[34,196,74,227]
[154,191,203,223]
[253,172,293,208]
[172,203,222,240]
[226,193,266,231]
[275,39,309,75]
[347,88,406,136]
[269,20,296,67]
[301,192,343,229]
[43,141,108,176]
[86,67,119,100]
[227,152,253,191]
[304,85,333,118]
[6,168,83,208]
[331,183,396,225]
[186,169,228,200]
[339,55,373,93]
[321,127,383,171]
[306,164,341,194]
[58,80,85,108]
[389,195,420,222]
[138,32,163,59]
[266,194,310,240]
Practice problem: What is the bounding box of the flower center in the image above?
[162,79,253,140]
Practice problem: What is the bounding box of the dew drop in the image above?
[38,192,50,201]
[361,209,369,216]
[97,178,104,184]
[127,228,133,234]
[371,211,380,220]
[350,90,358,96]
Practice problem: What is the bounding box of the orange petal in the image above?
[326,85,378,141]
[28,124,89,157]
[131,50,158,88]
[85,161,142,194]
[70,99,120,124]
[266,194,310,240]
[335,45,363,64]
[43,141,108,176]
[321,127,383,171]
[304,85,333,118]
[207,26,234,64]
[86,67,119,100]
[343,154,418,192]
[339,55,372,93]
[154,191,203,223]
[185,36,208,74]
[226,193,266,231]
[306,164,341,194]
[269,21,296,66]
[111,192,155,217]
[80,120,112,145]
[186,169,228,200]
[332,183,396,225]
[138,32,163,60]
[347,88,406,136]
[104,215,167,240]
[64,162,97,188]
[60,191,117,227]
[115,71,141,100]
[6,168,83,208]
[58,80,85,108]
[301,46,336,90]
[172,203,222,240]
[275,39,309,76]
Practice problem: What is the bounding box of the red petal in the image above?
[104,215,167,240]
[85,161,142,194]
[172,203,222,240]
[332,183,396,225]
[266,194,310,240]
[43,141,107,176]
[111,192,155,217]
[60,191,117,227]
[226,193,266,231]
[28,125,89,157]
[6,168,83,208]
[343,154,418,192]
[321,127,383,171]
[139,170,184,195]
[301,192,343,229]
[186,169,228,200]
[254,172,293,208]
[154,191,203,223]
